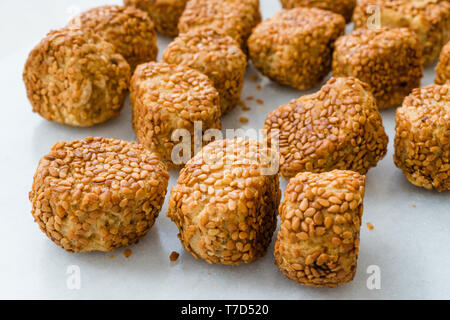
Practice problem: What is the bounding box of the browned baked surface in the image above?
[130,61,222,169]
[23,28,130,127]
[124,0,187,37]
[68,5,158,70]
[394,84,450,191]
[275,170,365,287]
[333,27,423,109]
[280,0,356,22]
[162,28,247,115]
[178,0,261,51]
[352,0,450,66]
[167,138,280,265]
[436,41,450,84]
[264,77,388,179]
[248,8,345,90]
[29,137,169,252]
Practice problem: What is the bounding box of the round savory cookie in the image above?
[124,0,187,37]
[23,28,130,127]
[248,8,345,90]
[68,5,158,70]
[162,28,247,115]
[130,61,222,169]
[280,0,357,22]
[394,84,449,192]
[264,77,388,179]
[275,170,366,287]
[167,138,281,265]
[178,0,261,51]
[333,27,423,109]
[29,137,170,252]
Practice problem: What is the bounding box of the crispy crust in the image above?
[23,28,130,127]
[352,0,450,66]
[280,0,357,22]
[124,0,187,37]
[333,27,423,109]
[162,28,247,114]
[167,138,281,265]
[248,8,345,90]
[29,137,169,252]
[394,84,450,191]
[264,77,388,179]
[130,62,222,169]
[274,170,365,287]
[178,0,261,52]
[436,41,450,84]
[68,5,158,70]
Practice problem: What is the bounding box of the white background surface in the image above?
[0,0,449,300]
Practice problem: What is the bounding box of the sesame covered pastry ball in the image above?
[130,62,221,169]
[178,0,261,51]
[162,29,247,115]
[167,138,281,265]
[352,0,450,66]
[275,170,366,287]
[124,0,187,37]
[248,8,345,91]
[394,84,450,192]
[68,5,157,71]
[280,0,357,23]
[436,41,450,85]
[23,28,130,127]
[333,27,423,109]
[29,137,169,252]
[264,77,388,179]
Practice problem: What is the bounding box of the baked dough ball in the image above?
[23,28,130,127]
[264,77,388,179]
[394,84,450,192]
[436,41,450,85]
[124,0,187,37]
[68,5,158,70]
[280,0,357,22]
[333,27,423,109]
[352,0,450,66]
[275,170,365,287]
[178,0,261,52]
[167,138,281,265]
[162,28,247,115]
[29,137,169,252]
[130,62,222,169]
[248,8,345,91]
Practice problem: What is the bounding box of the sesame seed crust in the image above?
[23,28,130,127]
[248,8,345,91]
[167,138,281,265]
[332,27,423,109]
[274,170,365,287]
[68,5,158,71]
[394,84,450,192]
[280,0,357,22]
[162,28,247,115]
[178,0,261,52]
[436,41,450,85]
[352,0,450,67]
[29,137,169,252]
[124,0,187,37]
[264,77,388,179]
[130,61,222,169]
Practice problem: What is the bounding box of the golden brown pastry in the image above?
[275,170,366,287]
[167,138,281,265]
[280,0,356,22]
[436,41,450,85]
[29,137,169,252]
[264,77,388,179]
